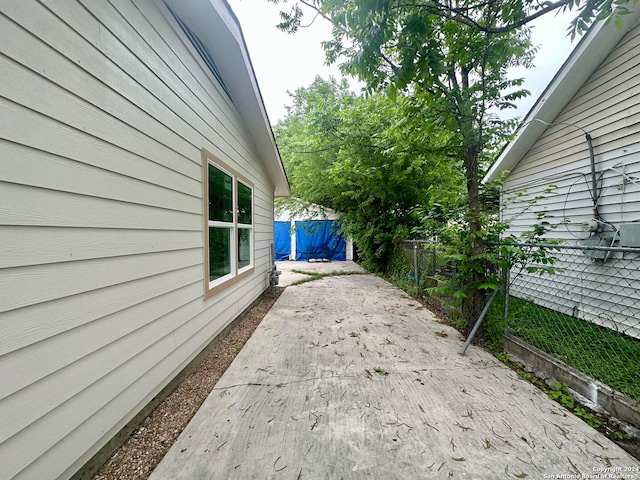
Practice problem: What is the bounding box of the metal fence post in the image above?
[431,245,437,276]
[459,288,499,356]
[413,243,419,286]
[398,239,640,403]
[504,267,510,326]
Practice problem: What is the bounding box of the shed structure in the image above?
[0,1,289,479]
[484,5,640,339]
[274,201,353,261]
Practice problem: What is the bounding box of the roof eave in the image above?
[163,0,290,197]
[483,9,640,184]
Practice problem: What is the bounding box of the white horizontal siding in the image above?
[0,266,201,357]
[0,0,278,479]
[501,21,640,341]
[0,280,200,400]
[508,27,640,182]
[510,251,640,339]
[503,143,640,238]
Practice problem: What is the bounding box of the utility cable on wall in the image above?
[527,119,601,220]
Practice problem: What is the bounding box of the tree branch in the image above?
[398,0,574,33]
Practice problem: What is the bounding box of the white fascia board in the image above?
[163,0,290,196]
[484,7,640,184]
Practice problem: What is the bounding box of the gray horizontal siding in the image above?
[0,0,276,479]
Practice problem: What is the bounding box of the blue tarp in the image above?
[295,220,346,261]
[274,221,291,261]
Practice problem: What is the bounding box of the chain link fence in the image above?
[501,243,640,402]
[397,240,454,284]
[396,240,640,402]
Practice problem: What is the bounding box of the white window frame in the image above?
[203,149,254,298]
[236,178,254,275]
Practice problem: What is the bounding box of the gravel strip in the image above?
[92,288,284,480]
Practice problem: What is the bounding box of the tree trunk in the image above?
[462,145,486,332]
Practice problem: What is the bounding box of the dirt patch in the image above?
[417,293,456,325]
[92,287,283,480]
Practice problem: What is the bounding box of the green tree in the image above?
[269,0,631,325]
[275,76,355,206]
[275,76,462,272]
[271,0,534,322]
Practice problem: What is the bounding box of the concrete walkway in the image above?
[150,262,639,479]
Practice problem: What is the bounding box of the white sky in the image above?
[227,0,579,123]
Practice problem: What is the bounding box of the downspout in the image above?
[585,133,599,220]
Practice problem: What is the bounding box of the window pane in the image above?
[209,164,233,222]
[237,182,252,225]
[238,228,251,269]
[209,227,231,281]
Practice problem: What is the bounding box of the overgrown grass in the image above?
[488,296,640,402]
[289,269,365,286]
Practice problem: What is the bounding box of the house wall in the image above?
[501,20,640,338]
[0,1,276,479]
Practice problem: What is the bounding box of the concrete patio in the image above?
[150,261,639,479]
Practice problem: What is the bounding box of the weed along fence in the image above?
[396,240,640,413]
[398,240,452,287]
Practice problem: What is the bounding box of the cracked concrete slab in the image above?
[275,260,366,287]
[150,265,639,479]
